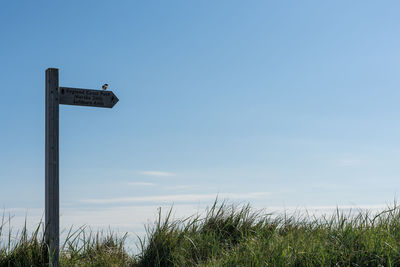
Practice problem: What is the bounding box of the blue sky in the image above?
[1,1,400,238]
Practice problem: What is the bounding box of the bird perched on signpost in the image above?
[102,84,108,90]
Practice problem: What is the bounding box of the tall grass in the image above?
[0,215,133,267]
[136,201,400,266]
[2,201,400,266]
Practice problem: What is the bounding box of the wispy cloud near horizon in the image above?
[337,158,363,167]
[140,171,176,177]
[163,185,195,190]
[81,192,270,205]
[127,182,156,186]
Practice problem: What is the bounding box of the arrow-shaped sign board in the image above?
[59,87,119,108]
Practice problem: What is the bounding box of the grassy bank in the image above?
[2,201,400,266]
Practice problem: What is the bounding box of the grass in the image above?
[2,201,400,266]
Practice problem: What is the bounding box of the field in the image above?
[2,201,400,266]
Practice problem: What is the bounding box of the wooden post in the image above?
[45,68,59,267]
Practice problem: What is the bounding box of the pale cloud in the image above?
[82,192,270,204]
[163,185,195,190]
[127,182,156,186]
[262,203,392,220]
[338,158,363,167]
[264,204,390,213]
[1,207,30,213]
[140,171,176,177]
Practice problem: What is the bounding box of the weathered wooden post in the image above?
[45,68,60,266]
[44,68,119,266]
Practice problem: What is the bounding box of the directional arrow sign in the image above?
[59,87,119,108]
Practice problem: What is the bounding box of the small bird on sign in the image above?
[102,84,108,90]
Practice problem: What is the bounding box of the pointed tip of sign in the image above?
[111,92,119,107]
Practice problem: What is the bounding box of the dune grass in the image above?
[2,201,400,266]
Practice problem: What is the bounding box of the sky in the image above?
[1,1,400,244]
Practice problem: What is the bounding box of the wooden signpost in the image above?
[45,68,118,266]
